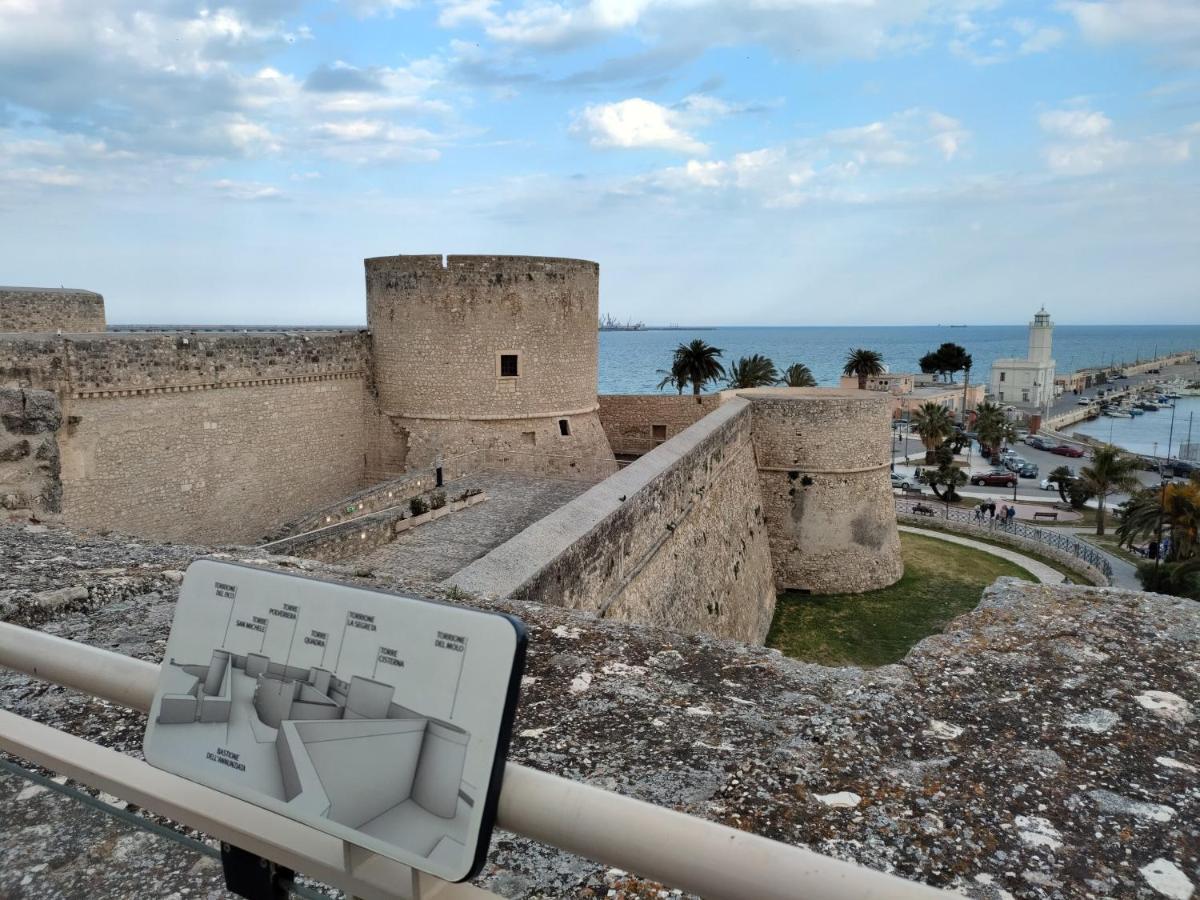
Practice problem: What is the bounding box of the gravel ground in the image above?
[1,521,1197,900]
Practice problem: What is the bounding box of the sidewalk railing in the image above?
[895,498,1114,583]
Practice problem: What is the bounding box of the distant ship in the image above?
[599,313,645,331]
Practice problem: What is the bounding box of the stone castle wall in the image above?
[744,388,903,593]
[0,332,371,543]
[597,393,723,457]
[450,399,777,644]
[365,255,614,473]
[0,287,106,334]
[0,388,62,518]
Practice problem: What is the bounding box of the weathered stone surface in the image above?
[1,522,1196,900]
[745,387,904,594]
[0,287,106,334]
[365,255,615,474]
[0,389,62,517]
[451,399,778,644]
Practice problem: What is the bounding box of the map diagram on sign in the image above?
[143,559,525,883]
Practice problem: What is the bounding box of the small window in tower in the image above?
[558,419,571,436]
[999,371,1006,382]
[500,354,519,377]
[652,424,667,443]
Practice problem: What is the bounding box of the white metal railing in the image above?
[0,621,954,900]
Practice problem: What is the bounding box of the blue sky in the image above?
[1,0,1198,326]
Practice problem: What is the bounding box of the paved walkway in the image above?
[899,525,1065,584]
[357,472,591,583]
[1066,528,1141,589]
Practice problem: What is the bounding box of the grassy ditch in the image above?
[766,532,1034,668]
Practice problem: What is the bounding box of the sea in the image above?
[1072,396,1200,459]
[598,325,1200,394]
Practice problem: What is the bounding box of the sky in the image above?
[1,0,1199,326]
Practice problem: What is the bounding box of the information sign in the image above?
[143,560,526,882]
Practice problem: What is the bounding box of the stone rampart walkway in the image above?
[899,525,1065,584]
[355,471,592,584]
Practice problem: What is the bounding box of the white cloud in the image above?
[339,0,419,18]
[1062,0,1200,65]
[438,0,500,27]
[211,178,285,201]
[1038,106,1190,175]
[572,97,708,154]
[474,0,930,60]
[1039,109,1113,139]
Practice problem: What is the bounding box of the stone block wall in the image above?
[744,388,903,594]
[0,288,106,334]
[58,379,368,543]
[0,332,372,543]
[597,393,722,457]
[0,388,62,518]
[450,399,777,644]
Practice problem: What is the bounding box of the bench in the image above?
[912,504,935,517]
[1033,511,1058,521]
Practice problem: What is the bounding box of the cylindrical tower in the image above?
[743,388,903,594]
[364,255,615,477]
[1028,307,1053,364]
[0,287,106,334]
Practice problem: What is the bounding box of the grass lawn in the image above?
[766,532,1034,668]
[903,521,1084,584]
[1077,532,1144,566]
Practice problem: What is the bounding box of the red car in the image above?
[1050,445,1087,458]
[970,471,1018,487]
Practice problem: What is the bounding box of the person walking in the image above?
[998,503,1009,525]
[1006,504,1016,526]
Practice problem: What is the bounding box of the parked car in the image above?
[890,472,912,490]
[1004,456,1028,472]
[1038,477,1058,491]
[1024,435,1049,449]
[971,470,1018,487]
[1076,398,1093,407]
[1051,445,1087,458]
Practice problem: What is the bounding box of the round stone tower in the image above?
[742,387,902,594]
[365,254,615,477]
[0,287,106,334]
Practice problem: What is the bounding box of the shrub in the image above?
[1136,560,1200,600]
[429,491,446,510]
[409,496,429,516]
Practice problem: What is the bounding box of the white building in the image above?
[990,308,1056,411]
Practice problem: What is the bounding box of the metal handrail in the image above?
[895,498,1114,582]
[0,621,952,900]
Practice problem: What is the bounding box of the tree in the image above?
[1117,477,1200,562]
[918,343,972,383]
[664,339,725,398]
[843,348,885,389]
[974,400,1013,461]
[779,362,817,388]
[1047,465,1093,509]
[1078,445,1142,536]
[655,356,688,394]
[726,354,779,389]
[923,445,967,501]
[910,401,955,464]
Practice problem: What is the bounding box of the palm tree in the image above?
[667,339,725,398]
[1117,479,1200,561]
[910,401,955,464]
[655,357,688,394]
[842,348,884,390]
[778,362,817,388]
[727,354,779,389]
[974,400,1012,461]
[1047,465,1075,505]
[1079,445,1142,535]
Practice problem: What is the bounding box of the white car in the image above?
[1038,478,1057,491]
[1076,398,1093,406]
